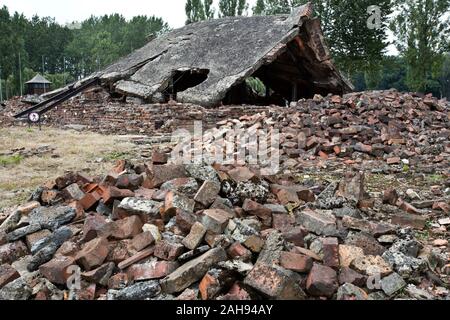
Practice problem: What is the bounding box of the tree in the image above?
[186,0,206,24]
[219,0,248,17]
[391,0,450,92]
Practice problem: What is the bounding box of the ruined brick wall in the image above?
[40,101,274,135]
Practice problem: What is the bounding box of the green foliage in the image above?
[0,5,169,95]
[246,77,266,96]
[0,155,23,166]
[186,0,207,24]
[391,0,450,93]
[219,0,248,17]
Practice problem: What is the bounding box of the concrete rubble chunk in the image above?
[160,247,227,294]
[118,198,163,217]
[380,272,406,296]
[29,206,76,231]
[296,208,337,236]
[111,280,161,300]
[244,263,306,300]
[182,222,207,250]
[351,255,393,277]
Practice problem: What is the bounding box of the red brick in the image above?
[118,247,154,270]
[154,240,185,261]
[227,167,255,182]
[127,261,179,281]
[227,242,252,261]
[131,231,154,251]
[152,150,168,164]
[279,252,313,273]
[110,216,144,240]
[277,189,300,205]
[306,263,338,298]
[242,199,272,226]
[76,237,110,271]
[164,191,195,221]
[108,273,129,289]
[391,213,427,229]
[322,237,339,268]
[146,164,187,188]
[39,256,76,285]
[99,186,135,204]
[202,209,233,234]
[82,213,111,242]
[79,191,101,210]
[0,264,20,289]
[194,181,221,207]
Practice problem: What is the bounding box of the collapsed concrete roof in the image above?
[98,3,353,107]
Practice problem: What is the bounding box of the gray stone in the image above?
[6,224,42,242]
[405,284,434,300]
[27,227,73,271]
[29,206,76,231]
[112,280,161,300]
[0,277,32,300]
[160,178,199,197]
[256,230,284,266]
[161,247,227,293]
[296,209,337,236]
[337,283,368,300]
[185,164,219,183]
[381,250,427,277]
[380,272,407,296]
[118,198,163,217]
[30,226,73,255]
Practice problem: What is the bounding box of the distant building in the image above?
[25,74,51,95]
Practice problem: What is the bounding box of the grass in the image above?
[0,155,24,166]
[0,126,138,210]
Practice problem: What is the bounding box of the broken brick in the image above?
[76,237,110,271]
[110,216,144,240]
[194,180,221,207]
[128,261,179,281]
[118,247,154,270]
[154,240,185,261]
[322,237,339,268]
[0,264,20,289]
[242,199,272,226]
[131,231,154,251]
[391,213,427,230]
[306,263,338,298]
[279,252,313,273]
[227,242,252,261]
[202,209,233,234]
[182,222,207,250]
[39,256,76,285]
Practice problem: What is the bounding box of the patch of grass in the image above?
[427,174,444,183]
[0,155,23,166]
[104,151,129,161]
[415,230,430,241]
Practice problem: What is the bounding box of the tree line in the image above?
[0,6,168,99]
[0,0,449,100]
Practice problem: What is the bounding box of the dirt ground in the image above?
[0,126,142,210]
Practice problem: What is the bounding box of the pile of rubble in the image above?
[0,152,448,300]
[205,90,449,175]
